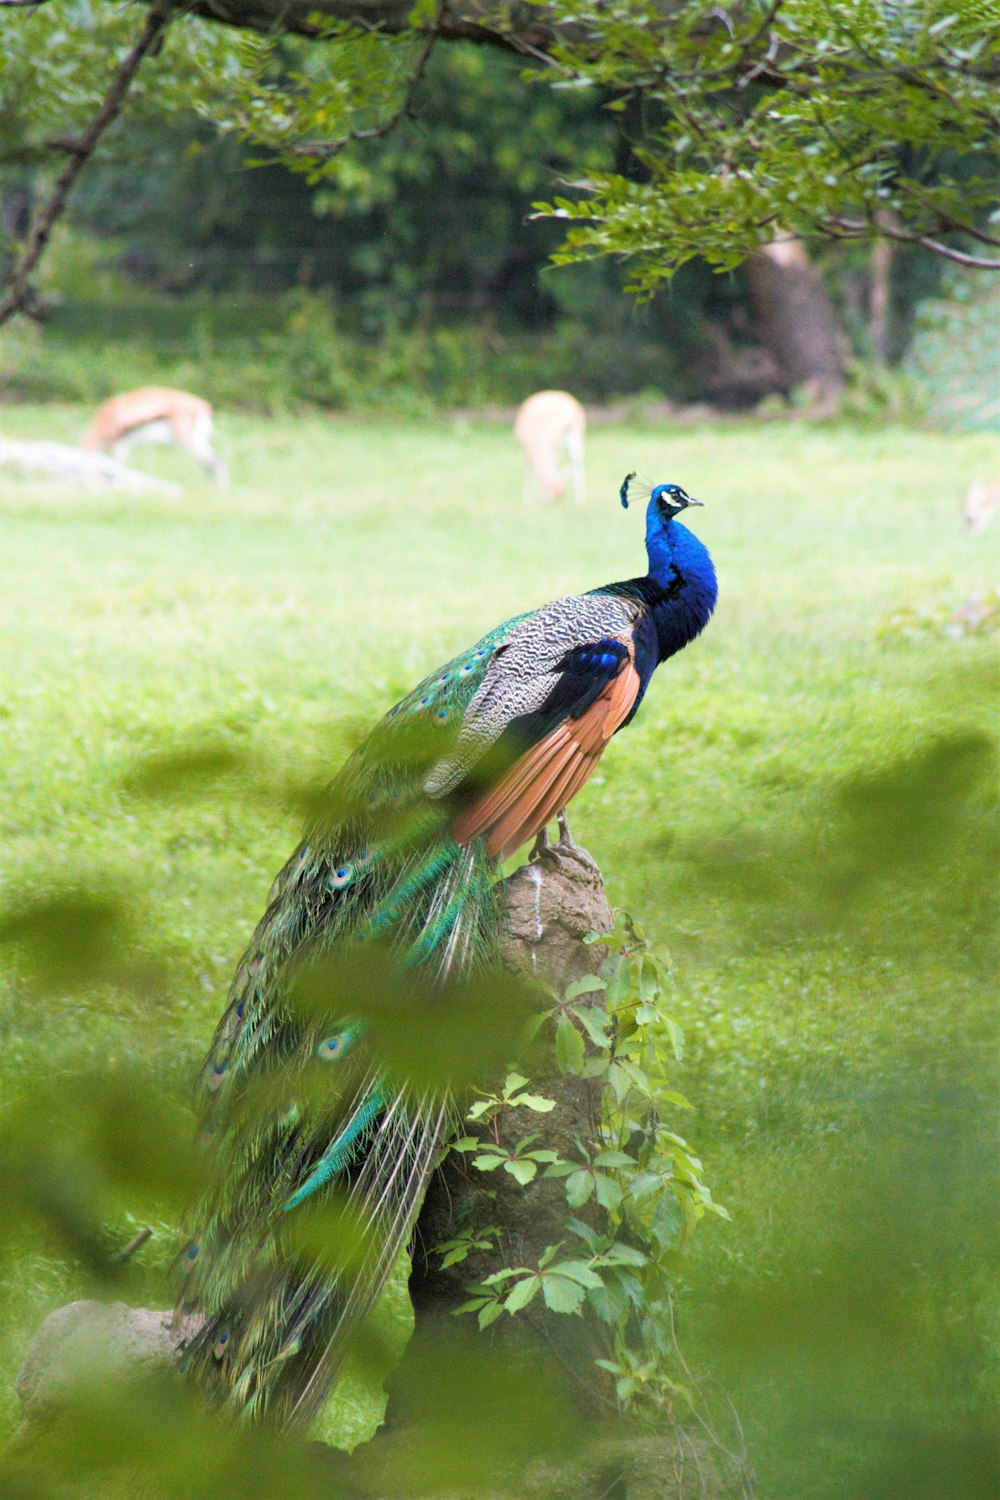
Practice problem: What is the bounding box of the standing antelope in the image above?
[514,390,586,504]
[82,387,228,487]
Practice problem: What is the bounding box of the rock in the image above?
[0,438,182,494]
[16,1301,200,1426]
[501,849,613,988]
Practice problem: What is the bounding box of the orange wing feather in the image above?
[452,639,641,860]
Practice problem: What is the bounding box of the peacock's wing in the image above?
[425,592,657,859]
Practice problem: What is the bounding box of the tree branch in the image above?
[909,238,1000,271]
[109,1226,153,1265]
[896,181,1000,250]
[157,0,549,51]
[0,0,173,328]
[827,212,1000,270]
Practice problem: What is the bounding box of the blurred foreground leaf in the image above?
[291,945,543,1094]
[0,1068,199,1280]
[349,1325,583,1494]
[122,743,246,803]
[688,1068,1000,1500]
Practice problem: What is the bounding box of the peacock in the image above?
[175,475,717,1427]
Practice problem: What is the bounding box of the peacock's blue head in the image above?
[650,481,703,519]
[620,472,704,526]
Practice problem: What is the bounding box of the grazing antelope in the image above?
[963,476,1000,535]
[514,390,586,504]
[82,387,228,487]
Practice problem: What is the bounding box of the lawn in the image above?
[0,407,997,1496]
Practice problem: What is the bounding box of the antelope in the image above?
[514,390,586,504]
[81,387,228,487]
[963,476,1000,535]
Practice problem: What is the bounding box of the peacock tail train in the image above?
[175,622,520,1427]
[175,479,718,1429]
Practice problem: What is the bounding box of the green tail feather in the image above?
[175,625,517,1427]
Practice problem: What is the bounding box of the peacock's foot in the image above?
[529,825,551,863]
[530,812,600,874]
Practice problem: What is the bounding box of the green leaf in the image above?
[563,975,607,1000]
[593,1172,623,1212]
[565,1169,595,1207]
[480,1267,524,1286]
[454,1297,491,1316]
[580,1056,610,1079]
[574,1006,613,1047]
[639,962,661,1002]
[607,1062,631,1104]
[541,1274,586,1315]
[598,1242,647,1268]
[478,1300,504,1330]
[555,1014,585,1073]
[522,1008,553,1043]
[504,1158,538,1185]
[550,1259,604,1289]
[664,1017,685,1060]
[628,1170,664,1202]
[565,1216,600,1251]
[542,1159,575,1179]
[504,1275,541,1313]
[593,1148,633,1168]
[651,1194,684,1251]
[615,1058,655,1099]
[471,1153,507,1172]
[509,1092,556,1113]
[587,1280,627,1324]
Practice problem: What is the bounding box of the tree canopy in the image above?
[0,0,997,327]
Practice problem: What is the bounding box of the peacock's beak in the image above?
[685,495,705,508]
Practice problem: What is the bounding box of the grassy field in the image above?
[0,406,997,1496]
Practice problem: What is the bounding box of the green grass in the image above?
[0,407,997,1494]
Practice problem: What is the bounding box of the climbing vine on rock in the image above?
[441,913,727,1414]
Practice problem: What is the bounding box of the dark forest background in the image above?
[2,44,977,417]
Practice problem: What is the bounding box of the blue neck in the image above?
[645,515,717,662]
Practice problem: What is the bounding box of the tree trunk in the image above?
[743,238,846,407]
[869,239,893,363]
